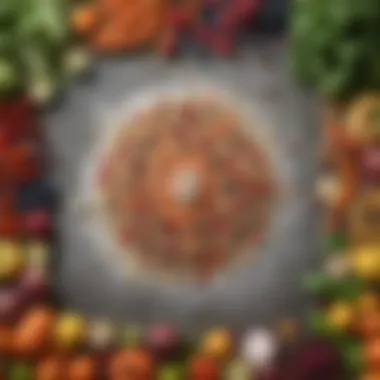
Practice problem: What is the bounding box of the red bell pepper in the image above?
[0,97,36,142]
[1,142,40,184]
[168,5,192,30]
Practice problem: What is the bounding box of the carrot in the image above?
[90,24,129,53]
[91,18,158,53]
[99,0,130,16]
[143,14,164,38]
[71,5,100,36]
[67,357,97,380]
[88,0,166,53]
[36,356,67,380]
[126,18,161,46]
[14,307,56,356]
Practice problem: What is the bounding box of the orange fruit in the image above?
[36,356,67,380]
[68,357,97,380]
[109,349,155,380]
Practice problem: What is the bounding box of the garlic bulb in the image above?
[324,255,351,279]
[241,328,277,369]
[29,80,55,105]
[87,319,115,350]
[316,174,342,205]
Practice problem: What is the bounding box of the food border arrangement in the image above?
[0,0,380,379]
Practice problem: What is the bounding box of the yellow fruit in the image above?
[54,314,87,350]
[350,246,380,281]
[345,94,380,146]
[0,241,24,281]
[25,241,50,269]
[326,302,354,331]
[200,328,233,361]
[224,359,251,380]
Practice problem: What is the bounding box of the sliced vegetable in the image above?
[32,0,70,44]
[291,0,380,99]
[0,59,20,95]
[22,46,57,105]
[63,46,92,76]
[0,0,88,102]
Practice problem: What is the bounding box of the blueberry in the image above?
[17,181,57,212]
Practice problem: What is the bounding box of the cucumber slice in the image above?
[0,58,20,94]
[22,45,57,105]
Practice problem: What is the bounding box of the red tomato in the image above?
[0,98,35,141]
[2,142,40,183]
[189,356,221,380]
[0,212,22,237]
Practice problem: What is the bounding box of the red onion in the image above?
[23,210,53,237]
[285,340,345,380]
[0,289,22,323]
[17,269,50,305]
[145,324,181,360]
[361,145,380,182]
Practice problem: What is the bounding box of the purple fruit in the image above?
[0,289,22,323]
[361,145,380,182]
[17,269,49,304]
[145,324,181,360]
[23,210,53,237]
[288,340,345,380]
[256,339,345,380]
[256,365,281,380]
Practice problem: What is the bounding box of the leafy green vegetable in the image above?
[291,0,380,100]
[0,0,84,102]
[0,0,16,24]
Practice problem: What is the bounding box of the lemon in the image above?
[326,302,354,331]
[0,241,24,281]
[25,241,50,269]
[351,246,380,281]
[200,328,233,361]
[54,313,87,350]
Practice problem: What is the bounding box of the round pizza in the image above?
[93,95,276,282]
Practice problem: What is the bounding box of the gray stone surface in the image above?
[44,38,322,333]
